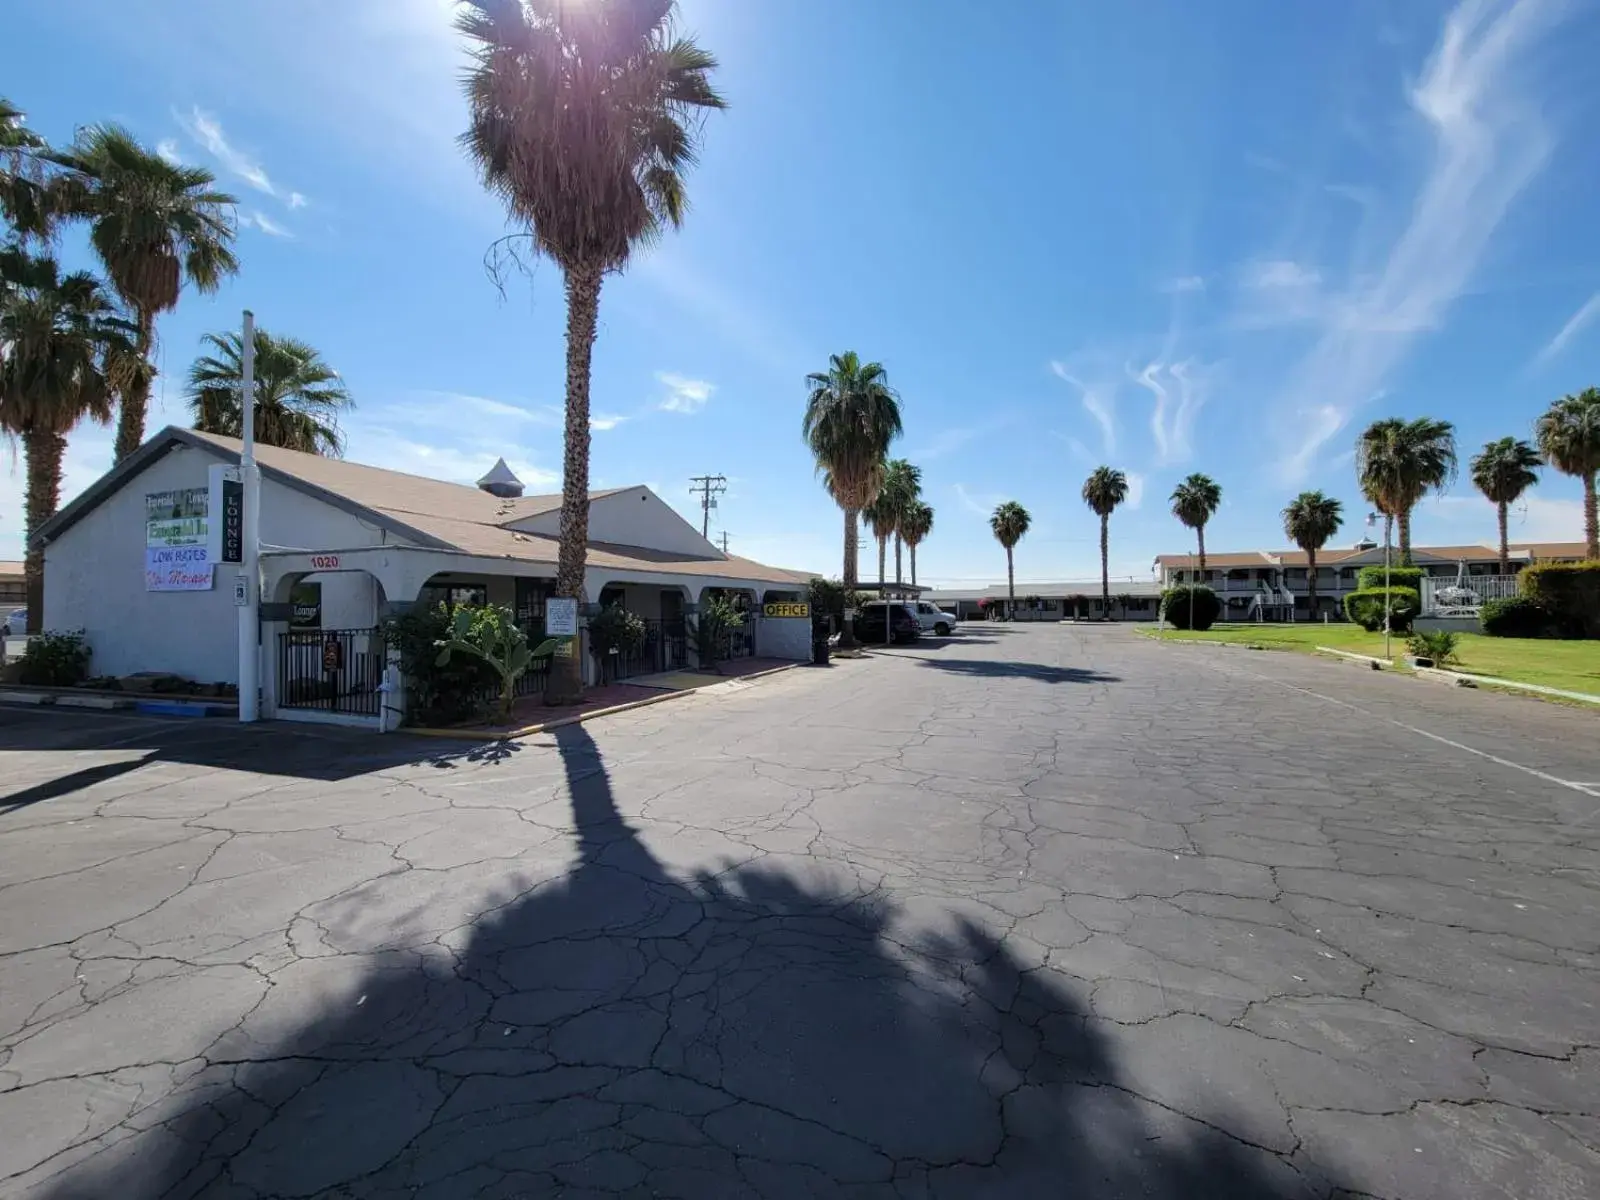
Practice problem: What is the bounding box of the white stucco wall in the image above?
[511,487,717,558]
[43,444,403,681]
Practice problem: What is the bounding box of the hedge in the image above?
[1343,586,1419,633]
[1161,585,1220,631]
[1519,561,1600,639]
[1480,596,1555,639]
[1356,564,1425,593]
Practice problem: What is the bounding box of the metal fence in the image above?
[1420,574,1520,616]
[597,618,689,682]
[277,627,385,717]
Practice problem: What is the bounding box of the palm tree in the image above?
[1081,466,1128,619]
[187,328,353,456]
[1470,437,1541,572]
[458,0,724,700]
[1536,389,1600,558]
[1280,491,1344,617]
[989,501,1031,617]
[1355,417,1457,565]
[863,488,895,597]
[1169,473,1222,577]
[899,500,933,587]
[1,98,56,239]
[0,249,134,630]
[878,458,922,585]
[803,352,902,645]
[48,125,238,463]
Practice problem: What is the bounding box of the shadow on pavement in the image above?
[42,721,1338,1198]
[0,753,158,815]
[916,658,1122,684]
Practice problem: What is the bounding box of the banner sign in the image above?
[207,465,244,564]
[146,487,214,591]
[762,601,810,619]
[547,597,579,637]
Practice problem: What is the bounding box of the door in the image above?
[659,591,687,669]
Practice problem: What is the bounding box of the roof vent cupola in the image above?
[477,457,524,499]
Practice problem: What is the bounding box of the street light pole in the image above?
[238,310,261,722]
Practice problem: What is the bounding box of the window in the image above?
[419,582,487,610]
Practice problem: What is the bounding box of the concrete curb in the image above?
[1316,646,1388,670]
[1415,666,1474,688]
[1438,670,1600,705]
[409,662,802,741]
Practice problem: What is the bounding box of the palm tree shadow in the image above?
[43,722,1341,1199]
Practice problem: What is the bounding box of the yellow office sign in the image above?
[762,601,810,619]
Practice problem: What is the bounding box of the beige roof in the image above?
[1155,541,1588,569]
[0,560,23,579]
[182,430,813,585]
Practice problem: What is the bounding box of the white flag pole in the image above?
[238,310,261,722]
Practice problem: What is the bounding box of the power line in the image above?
[688,474,727,539]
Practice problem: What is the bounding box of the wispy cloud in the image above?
[238,210,292,238]
[590,413,628,432]
[1049,362,1116,455]
[1124,471,1146,512]
[1159,275,1206,295]
[1420,492,1582,544]
[155,139,183,165]
[1052,432,1095,464]
[287,191,308,210]
[1129,359,1208,465]
[953,483,1005,518]
[908,421,1007,461]
[657,371,714,415]
[1531,291,1600,368]
[1276,0,1567,479]
[1241,259,1321,289]
[178,107,276,195]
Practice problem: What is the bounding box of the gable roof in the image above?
[33,427,813,585]
[1154,541,1588,570]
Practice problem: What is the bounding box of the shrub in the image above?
[18,630,91,687]
[806,578,861,633]
[589,603,647,656]
[688,594,744,671]
[1160,585,1220,631]
[1356,564,1425,593]
[1480,595,1554,638]
[1406,629,1458,666]
[1343,586,1419,633]
[381,603,498,725]
[1518,560,1600,639]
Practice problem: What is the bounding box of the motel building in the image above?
[34,427,817,730]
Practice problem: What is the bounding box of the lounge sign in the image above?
[762,601,810,619]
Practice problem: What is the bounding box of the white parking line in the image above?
[1215,660,1600,801]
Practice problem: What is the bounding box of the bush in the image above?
[1519,560,1600,639]
[18,630,91,687]
[1480,595,1555,638]
[381,603,499,725]
[1356,564,1425,593]
[806,577,863,634]
[1343,586,1419,633]
[1160,585,1220,631]
[688,594,744,671]
[1406,629,1458,666]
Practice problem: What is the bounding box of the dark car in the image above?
[855,602,920,644]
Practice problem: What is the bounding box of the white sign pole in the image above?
[238,311,261,722]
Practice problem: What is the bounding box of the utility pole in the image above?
[717,531,731,554]
[689,474,727,539]
[238,310,260,722]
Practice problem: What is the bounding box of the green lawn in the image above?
[1139,622,1600,696]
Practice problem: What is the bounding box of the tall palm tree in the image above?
[1470,437,1541,572]
[458,0,724,700]
[1169,473,1222,577]
[879,457,922,585]
[990,501,1031,617]
[803,351,902,645]
[187,328,354,456]
[1281,491,1343,617]
[0,248,134,630]
[48,126,237,463]
[1536,388,1600,558]
[863,487,895,597]
[899,500,933,587]
[1,98,56,239]
[1355,417,1457,565]
[1081,466,1128,619]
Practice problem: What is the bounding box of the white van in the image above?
[910,600,957,636]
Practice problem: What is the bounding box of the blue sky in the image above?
[4,0,1599,585]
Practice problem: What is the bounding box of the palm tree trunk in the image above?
[910,544,918,587]
[547,265,603,703]
[1585,472,1599,559]
[1398,508,1413,565]
[22,429,65,634]
[1006,546,1015,617]
[1099,513,1110,620]
[1197,526,1207,577]
[114,313,155,464]
[1497,502,1509,574]
[877,534,886,593]
[893,534,903,587]
[1307,549,1318,617]
[840,506,860,647]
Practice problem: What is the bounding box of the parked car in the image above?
[855,602,920,644]
[910,600,957,636]
[2,609,26,637]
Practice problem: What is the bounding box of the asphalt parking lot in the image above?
[1,623,1597,1198]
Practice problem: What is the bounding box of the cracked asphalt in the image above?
[2,622,1598,1198]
